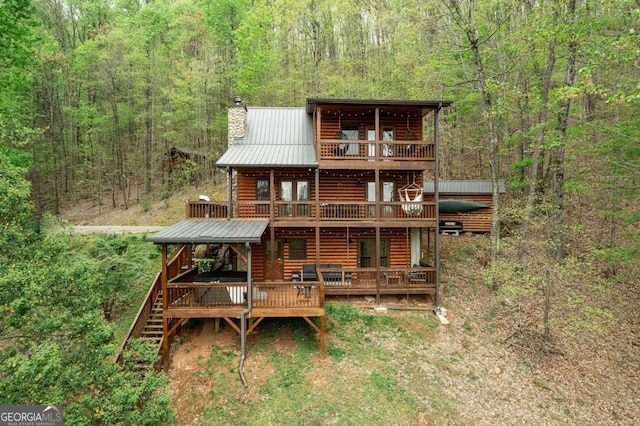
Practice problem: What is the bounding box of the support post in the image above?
[161,244,170,371]
[320,315,326,358]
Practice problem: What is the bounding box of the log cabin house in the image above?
[117,97,454,375]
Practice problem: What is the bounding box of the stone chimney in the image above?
[228,95,247,148]
[226,96,246,208]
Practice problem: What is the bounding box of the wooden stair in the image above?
[123,291,164,371]
[140,291,164,347]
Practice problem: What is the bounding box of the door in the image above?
[341,125,359,156]
[296,180,310,216]
[366,181,376,217]
[280,181,293,216]
[264,240,284,281]
[382,181,395,217]
[359,238,390,286]
[358,239,390,268]
[382,127,395,159]
[367,128,376,160]
[255,178,270,215]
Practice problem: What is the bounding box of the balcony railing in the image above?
[319,139,435,162]
[163,266,434,312]
[187,200,436,221]
[164,281,324,311]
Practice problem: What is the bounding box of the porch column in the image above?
[434,104,442,309]
[227,167,233,219]
[269,169,275,281]
[375,107,380,161]
[375,226,381,305]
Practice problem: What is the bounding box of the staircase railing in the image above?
[114,272,162,364]
[114,244,191,365]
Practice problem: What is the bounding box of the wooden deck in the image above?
[164,281,325,319]
[187,200,437,224]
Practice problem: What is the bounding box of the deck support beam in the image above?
[246,316,265,335]
[224,317,242,335]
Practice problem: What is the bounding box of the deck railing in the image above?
[114,272,163,364]
[164,281,324,310]
[311,266,436,291]
[318,139,435,161]
[114,244,192,365]
[187,200,436,221]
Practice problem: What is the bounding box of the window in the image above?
[255,178,270,215]
[288,239,307,260]
[365,181,395,217]
[280,180,310,217]
[382,127,395,158]
[339,124,359,156]
[382,180,395,216]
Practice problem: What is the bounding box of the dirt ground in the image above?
[164,287,639,426]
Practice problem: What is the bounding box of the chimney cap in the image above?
[232,95,243,105]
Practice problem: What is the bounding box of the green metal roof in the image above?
[424,180,507,194]
[146,219,270,244]
[216,108,317,168]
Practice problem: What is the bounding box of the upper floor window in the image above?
[256,179,269,200]
[280,180,310,217]
[255,178,270,215]
[338,124,359,156]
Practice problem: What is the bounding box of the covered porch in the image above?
[145,218,327,371]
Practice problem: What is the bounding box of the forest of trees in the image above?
[1,0,633,277]
[1,0,638,423]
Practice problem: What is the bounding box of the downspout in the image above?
[239,242,252,387]
[434,103,442,311]
[227,167,232,220]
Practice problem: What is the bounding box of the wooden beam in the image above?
[246,316,266,335]
[320,315,326,358]
[167,317,185,337]
[228,243,247,264]
[224,317,242,335]
[302,316,320,334]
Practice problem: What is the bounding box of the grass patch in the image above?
[181,303,461,425]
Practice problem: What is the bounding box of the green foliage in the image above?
[0,232,173,424]
[0,146,35,256]
[0,170,170,424]
[0,0,38,118]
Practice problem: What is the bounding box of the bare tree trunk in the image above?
[518,34,557,262]
[552,0,577,260]
[442,0,502,284]
[543,269,552,341]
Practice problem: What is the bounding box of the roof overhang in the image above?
[216,144,318,168]
[305,98,454,114]
[146,219,270,244]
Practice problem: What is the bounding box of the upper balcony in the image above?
[318,139,435,170]
[308,98,449,170]
[186,199,436,227]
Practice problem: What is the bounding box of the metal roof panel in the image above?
[424,180,506,194]
[146,219,270,244]
[217,108,317,167]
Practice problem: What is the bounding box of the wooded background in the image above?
[1,0,638,265]
[1,1,638,422]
